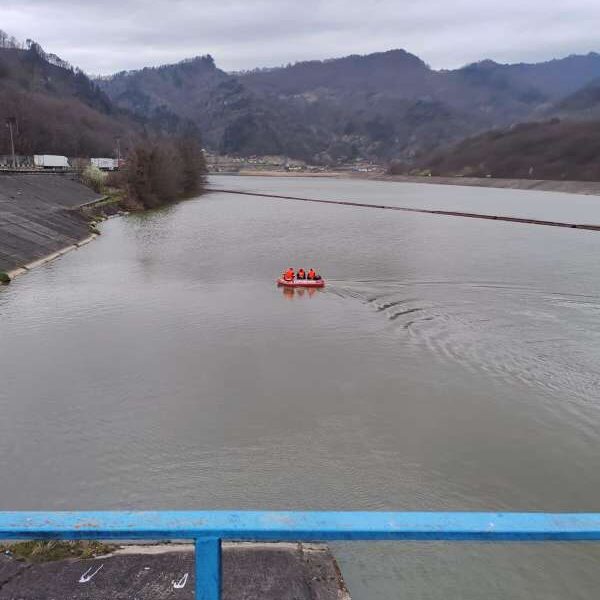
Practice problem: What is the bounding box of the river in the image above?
[1,175,600,599]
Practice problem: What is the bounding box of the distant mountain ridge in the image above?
[5,35,600,166]
[98,49,600,164]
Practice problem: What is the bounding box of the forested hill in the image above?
[98,49,600,164]
[0,35,183,157]
[392,119,600,181]
[98,55,325,159]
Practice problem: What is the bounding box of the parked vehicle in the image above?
[91,157,119,171]
[33,155,69,169]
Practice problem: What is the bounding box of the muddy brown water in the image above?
[1,176,600,599]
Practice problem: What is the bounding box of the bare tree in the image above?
[0,30,21,49]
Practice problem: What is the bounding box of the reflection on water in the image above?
[1,176,600,600]
[280,286,321,300]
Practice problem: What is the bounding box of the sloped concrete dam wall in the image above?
[0,174,100,276]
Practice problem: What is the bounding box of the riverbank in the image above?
[352,173,600,196]
[223,170,600,196]
[0,173,121,283]
[0,167,210,284]
[236,169,343,177]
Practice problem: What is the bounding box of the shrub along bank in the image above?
[111,135,207,211]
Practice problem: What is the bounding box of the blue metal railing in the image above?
[1,511,600,599]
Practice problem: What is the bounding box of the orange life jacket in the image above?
[307,270,315,279]
[284,269,294,281]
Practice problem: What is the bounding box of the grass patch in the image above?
[0,540,117,562]
[92,191,124,208]
[0,271,10,283]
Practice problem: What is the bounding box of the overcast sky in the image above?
[4,0,600,75]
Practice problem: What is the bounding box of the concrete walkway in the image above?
[0,543,350,600]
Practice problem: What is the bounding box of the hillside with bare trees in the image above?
[390,118,600,181]
[0,33,193,158]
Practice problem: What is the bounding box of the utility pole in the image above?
[115,136,121,167]
[6,117,16,169]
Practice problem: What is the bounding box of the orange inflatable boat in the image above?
[277,278,325,288]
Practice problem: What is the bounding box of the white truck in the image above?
[91,157,119,171]
[34,155,69,169]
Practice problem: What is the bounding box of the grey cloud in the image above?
[3,0,600,75]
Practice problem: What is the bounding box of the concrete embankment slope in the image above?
[0,174,100,278]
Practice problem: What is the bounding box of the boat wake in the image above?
[333,280,600,408]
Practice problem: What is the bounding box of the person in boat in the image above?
[307,268,316,280]
[283,268,295,281]
[297,268,306,280]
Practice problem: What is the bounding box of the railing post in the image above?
[195,537,222,600]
